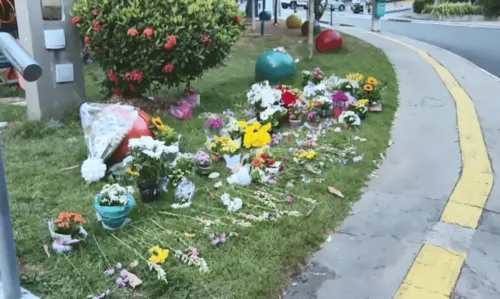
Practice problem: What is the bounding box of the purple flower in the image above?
[222,109,235,118]
[104,268,115,276]
[115,263,122,270]
[209,232,215,240]
[287,197,294,204]
[353,155,363,163]
[332,91,349,103]
[195,151,210,165]
[211,238,220,246]
[116,277,126,288]
[204,118,224,129]
[263,212,270,219]
[276,212,281,218]
[272,133,283,145]
[190,248,199,261]
[308,112,319,122]
[219,233,226,243]
[120,269,129,279]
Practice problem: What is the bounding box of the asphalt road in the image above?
[283,9,500,78]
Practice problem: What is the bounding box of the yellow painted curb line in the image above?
[365,32,494,298]
[368,33,493,229]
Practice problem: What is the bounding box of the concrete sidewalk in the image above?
[284,26,500,299]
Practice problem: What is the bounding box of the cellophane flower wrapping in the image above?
[48,220,88,253]
[80,103,139,183]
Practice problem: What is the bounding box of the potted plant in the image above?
[288,104,303,129]
[209,135,240,161]
[339,111,361,129]
[350,99,369,120]
[150,117,179,145]
[320,98,333,118]
[168,153,194,187]
[94,184,136,229]
[307,111,321,128]
[332,91,350,118]
[48,212,87,253]
[127,136,176,202]
[194,151,213,175]
[204,117,224,139]
[356,76,383,112]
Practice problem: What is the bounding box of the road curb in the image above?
[388,18,412,23]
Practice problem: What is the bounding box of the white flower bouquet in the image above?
[80,103,139,183]
[247,81,287,126]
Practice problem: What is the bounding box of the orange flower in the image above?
[363,84,373,92]
[367,77,378,85]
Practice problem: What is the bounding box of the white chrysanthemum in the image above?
[81,158,106,183]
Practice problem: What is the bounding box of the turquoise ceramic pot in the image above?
[95,194,136,229]
[255,50,297,82]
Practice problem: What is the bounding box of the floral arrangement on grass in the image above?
[97,184,134,206]
[247,81,287,126]
[301,67,324,86]
[53,212,85,237]
[350,99,369,119]
[293,149,317,160]
[169,153,194,187]
[194,151,211,167]
[339,111,361,128]
[150,117,178,145]
[204,116,225,137]
[209,135,240,156]
[357,76,382,106]
[288,104,304,121]
[242,122,272,149]
[307,111,321,125]
[220,193,243,212]
[127,136,177,182]
[226,118,246,140]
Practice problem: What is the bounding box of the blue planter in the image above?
[95,194,136,229]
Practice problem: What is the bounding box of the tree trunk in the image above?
[274,0,278,24]
[308,0,315,59]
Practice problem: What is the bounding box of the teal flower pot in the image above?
[95,194,136,229]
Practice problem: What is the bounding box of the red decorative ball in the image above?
[111,110,154,162]
[315,29,343,53]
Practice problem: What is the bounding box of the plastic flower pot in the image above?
[138,180,161,202]
[94,194,136,229]
[289,119,302,129]
[196,162,213,175]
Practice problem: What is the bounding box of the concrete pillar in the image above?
[14,0,86,120]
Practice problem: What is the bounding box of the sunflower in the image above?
[127,167,139,176]
[367,77,378,85]
[151,117,165,129]
[363,84,374,92]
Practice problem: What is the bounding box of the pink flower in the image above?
[200,35,212,43]
[112,88,122,96]
[71,16,81,25]
[287,197,294,204]
[163,63,175,73]
[129,84,136,92]
[107,70,118,84]
[92,20,101,32]
[125,72,132,81]
[235,16,242,23]
[92,9,99,15]
[83,36,90,45]
[143,28,154,39]
[164,35,177,50]
[127,28,138,37]
[131,70,143,82]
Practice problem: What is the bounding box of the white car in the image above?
[281,0,346,11]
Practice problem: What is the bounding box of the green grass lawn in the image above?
[0,31,397,299]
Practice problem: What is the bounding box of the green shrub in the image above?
[478,0,500,17]
[413,0,434,13]
[422,2,483,15]
[72,0,244,97]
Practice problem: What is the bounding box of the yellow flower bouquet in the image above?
[209,136,240,159]
[150,117,178,145]
[243,122,272,149]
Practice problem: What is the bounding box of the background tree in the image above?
[308,0,315,59]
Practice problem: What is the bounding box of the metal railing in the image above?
[0,31,42,299]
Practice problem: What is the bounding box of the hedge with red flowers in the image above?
[73,0,244,97]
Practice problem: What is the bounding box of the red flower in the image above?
[107,70,118,84]
[200,35,212,43]
[112,88,122,96]
[267,159,276,166]
[282,91,296,106]
[286,137,293,143]
[92,20,101,32]
[276,85,287,91]
[92,9,99,15]
[163,63,175,73]
[125,72,132,81]
[131,70,143,82]
[252,158,263,169]
[260,154,268,160]
[127,28,138,37]
[164,35,177,50]
[83,36,90,45]
[129,84,136,92]
[72,16,81,25]
[235,15,242,23]
[143,28,154,39]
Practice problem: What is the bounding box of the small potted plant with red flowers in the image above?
[48,212,87,253]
